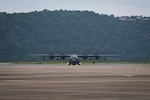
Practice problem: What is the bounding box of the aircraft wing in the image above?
[30,53,71,60]
[78,54,119,60]
[30,53,118,61]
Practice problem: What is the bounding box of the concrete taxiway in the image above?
[0,63,150,100]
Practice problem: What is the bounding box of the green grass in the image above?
[8,61,150,64]
[10,61,66,64]
[81,61,150,64]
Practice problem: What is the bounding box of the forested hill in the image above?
[0,10,150,61]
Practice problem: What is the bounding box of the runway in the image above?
[0,63,150,100]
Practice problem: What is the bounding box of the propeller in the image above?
[94,53,99,60]
[56,56,59,60]
[82,53,88,60]
[60,53,66,61]
[49,53,55,60]
[42,56,45,60]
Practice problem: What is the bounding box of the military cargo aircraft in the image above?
[31,51,118,65]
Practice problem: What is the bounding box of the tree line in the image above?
[0,10,150,61]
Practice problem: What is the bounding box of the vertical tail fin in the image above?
[74,50,76,54]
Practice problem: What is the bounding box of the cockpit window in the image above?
[71,55,78,59]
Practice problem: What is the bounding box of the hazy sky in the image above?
[0,0,150,16]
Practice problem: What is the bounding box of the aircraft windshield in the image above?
[71,55,78,59]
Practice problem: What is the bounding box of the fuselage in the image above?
[68,54,81,65]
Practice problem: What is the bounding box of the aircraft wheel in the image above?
[78,62,81,65]
[68,62,72,65]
